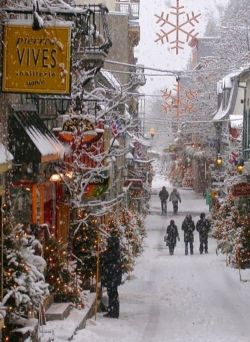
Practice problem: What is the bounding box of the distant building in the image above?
[190,36,220,70]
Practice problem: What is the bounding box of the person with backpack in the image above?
[196,213,211,254]
[181,214,195,255]
[169,188,181,214]
[159,186,169,215]
[165,219,180,255]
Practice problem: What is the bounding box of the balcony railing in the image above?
[3,4,112,56]
[78,4,112,54]
[115,1,140,19]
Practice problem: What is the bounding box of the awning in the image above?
[0,143,13,173]
[9,105,65,163]
[134,158,154,163]
[124,178,143,190]
[133,135,152,147]
[100,70,121,91]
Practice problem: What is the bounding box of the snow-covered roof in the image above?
[110,138,120,147]
[222,71,241,89]
[134,159,154,163]
[125,152,134,160]
[217,80,223,95]
[0,144,13,165]
[6,19,73,27]
[26,125,65,159]
[133,136,151,147]
[11,106,65,162]
[213,80,238,121]
[101,70,121,90]
[229,115,243,128]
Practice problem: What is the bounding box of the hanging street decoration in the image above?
[161,85,197,113]
[58,118,104,145]
[154,0,201,55]
[161,78,197,131]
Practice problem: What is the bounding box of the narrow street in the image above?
[74,180,250,342]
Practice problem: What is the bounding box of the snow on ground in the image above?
[72,175,250,342]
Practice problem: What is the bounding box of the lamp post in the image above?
[176,76,180,131]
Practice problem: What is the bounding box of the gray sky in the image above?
[135,0,229,145]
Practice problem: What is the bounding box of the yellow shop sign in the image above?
[2,22,71,94]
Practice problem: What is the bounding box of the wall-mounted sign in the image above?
[84,173,109,199]
[231,182,250,198]
[59,118,104,144]
[124,179,143,190]
[2,22,71,94]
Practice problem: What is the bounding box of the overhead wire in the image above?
[104,59,243,77]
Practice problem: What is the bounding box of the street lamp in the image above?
[215,154,223,167]
[55,98,71,115]
[149,127,156,138]
[236,159,245,174]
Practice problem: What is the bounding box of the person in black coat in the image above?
[100,234,122,318]
[166,219,180,255]
[159,186,169,214]
[196,213,211,254]
[181,214,195,255]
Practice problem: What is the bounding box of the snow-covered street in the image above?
[72,176,250,342]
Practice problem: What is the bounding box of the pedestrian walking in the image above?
[196,213,211,254]
[181,214,195,255]
[165,219,180,255]
[169,188,181,214]
[100,233,122,318]
[159,186,169,215]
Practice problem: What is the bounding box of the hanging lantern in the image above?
[149,127,156,138]
[236,160,245,174]
[215,154,222,167]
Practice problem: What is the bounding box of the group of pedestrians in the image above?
[164,213,211,256]
[159,186,181,215]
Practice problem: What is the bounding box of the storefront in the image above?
[0,144,13,333]
[8,105,66,238]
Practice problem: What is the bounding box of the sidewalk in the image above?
[39,292,96,342]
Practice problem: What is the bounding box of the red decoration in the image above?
[231,183,250,198]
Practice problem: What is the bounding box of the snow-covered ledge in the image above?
[0,144,13,173]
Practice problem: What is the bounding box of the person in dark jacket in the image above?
[159,186,169,215]
[181,214,195,255]
[196,213,210,254]
[166,219,180,255]
[169,188,181,214]
[101,234,122,318]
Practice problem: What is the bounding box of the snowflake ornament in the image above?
[154,0,201,55]
[161,82,197,114]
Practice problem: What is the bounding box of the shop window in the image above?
[0,174,4,188]
[12,187,32,224]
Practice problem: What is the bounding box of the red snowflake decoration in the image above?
[154,0,201,55]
